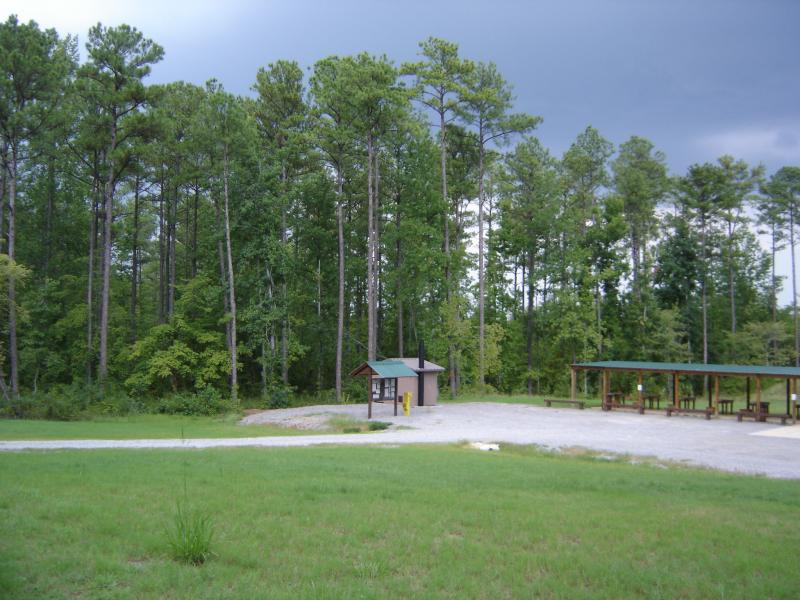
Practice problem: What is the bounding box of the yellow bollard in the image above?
[403,391,411,416]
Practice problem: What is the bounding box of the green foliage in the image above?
[1,19,796,407]
[2,382,136,421]
[125,276,232,396]
[166,501,215,565]
[157,387,230,416]
[266,387,291,409]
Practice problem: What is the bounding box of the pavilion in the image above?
[570,361,800,421]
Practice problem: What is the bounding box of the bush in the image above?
[157,387,230,416]
[267,387,291,409]
[1,383,136,420]
[165,501,214,565]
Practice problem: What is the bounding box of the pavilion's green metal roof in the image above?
[367,360,419,379]
[573,361,800,378]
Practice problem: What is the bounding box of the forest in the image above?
[2,15,800,417]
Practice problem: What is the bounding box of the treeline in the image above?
[2,16,800,412]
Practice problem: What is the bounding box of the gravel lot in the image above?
[2,403,799,479]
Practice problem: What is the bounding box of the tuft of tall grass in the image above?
[165,501,215,565]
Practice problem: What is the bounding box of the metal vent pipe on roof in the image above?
[418,340,425,406]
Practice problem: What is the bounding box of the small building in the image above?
[350,357,445,418]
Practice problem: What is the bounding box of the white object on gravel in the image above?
[469,442,500,451]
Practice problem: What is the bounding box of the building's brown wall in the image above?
[424,373,439,405]
[391,373,441,407]
[397,377,416,405]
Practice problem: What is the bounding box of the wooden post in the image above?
[714,376,720,414]
[707,376,712,407]
[367,374,372,419]
[637,372,643,408]
[603,370,610,409]
[571,367,577,402]
[755,376,762,420]
[673,373,679,407]
[786,379,791,417]
[394,394,398,417]
[746,377,751,409]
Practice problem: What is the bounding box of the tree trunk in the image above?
[596,280,603,356]
[130,174,140,340]
[214,185,232,362]
[478,138,486,387]
[525,251,534,395]
[367,134,376,361]
[438,106,456,397]
[98,115,117,385]
[728,220,736,334]
[0,143,6,255]
[631,231,641,303]
[280,164,289,385]
[335,167,345,402]
[791,206,798,367]
[771,221,777,323]
[317,258,323,391]
[7,145,18,396]
[222,146,238,404]
[98,142,117,385]
[191,183,199,279]
[374,151,381,357]
[701,215,708,365]
[266,262,276,385]
[395,191,403,358]
[43,155,55,278]
[86,178,99,386]
[168,182,178,318]
[158,171,166,324]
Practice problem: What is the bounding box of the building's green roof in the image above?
[573,361,800,378]
[367,360,419,379]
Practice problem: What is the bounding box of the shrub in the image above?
[267,387,291,409]
[165,501,214,565]
[1,383,136,420]
[157,387,230,416]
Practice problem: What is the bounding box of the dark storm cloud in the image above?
[12,0,800,172]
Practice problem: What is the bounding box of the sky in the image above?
[3,0,800,301]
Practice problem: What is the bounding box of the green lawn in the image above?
[0,413,315,441]
[1,445,798,599]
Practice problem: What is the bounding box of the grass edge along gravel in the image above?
[0,412,387,441]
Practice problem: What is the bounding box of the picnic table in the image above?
[643,393,661,409]
[606,391,626,403]
[718,398,734,415]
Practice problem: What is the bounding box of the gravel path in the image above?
[2,403,799,479]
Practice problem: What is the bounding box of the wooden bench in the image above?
[544,399,585,410]
[604,401,644,414]
[737,410,791,425]
[666,406,713,420]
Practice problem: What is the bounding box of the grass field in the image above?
[0,412,388,441]
[1,445,798,599]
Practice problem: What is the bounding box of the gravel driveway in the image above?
[2,403,799,479]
